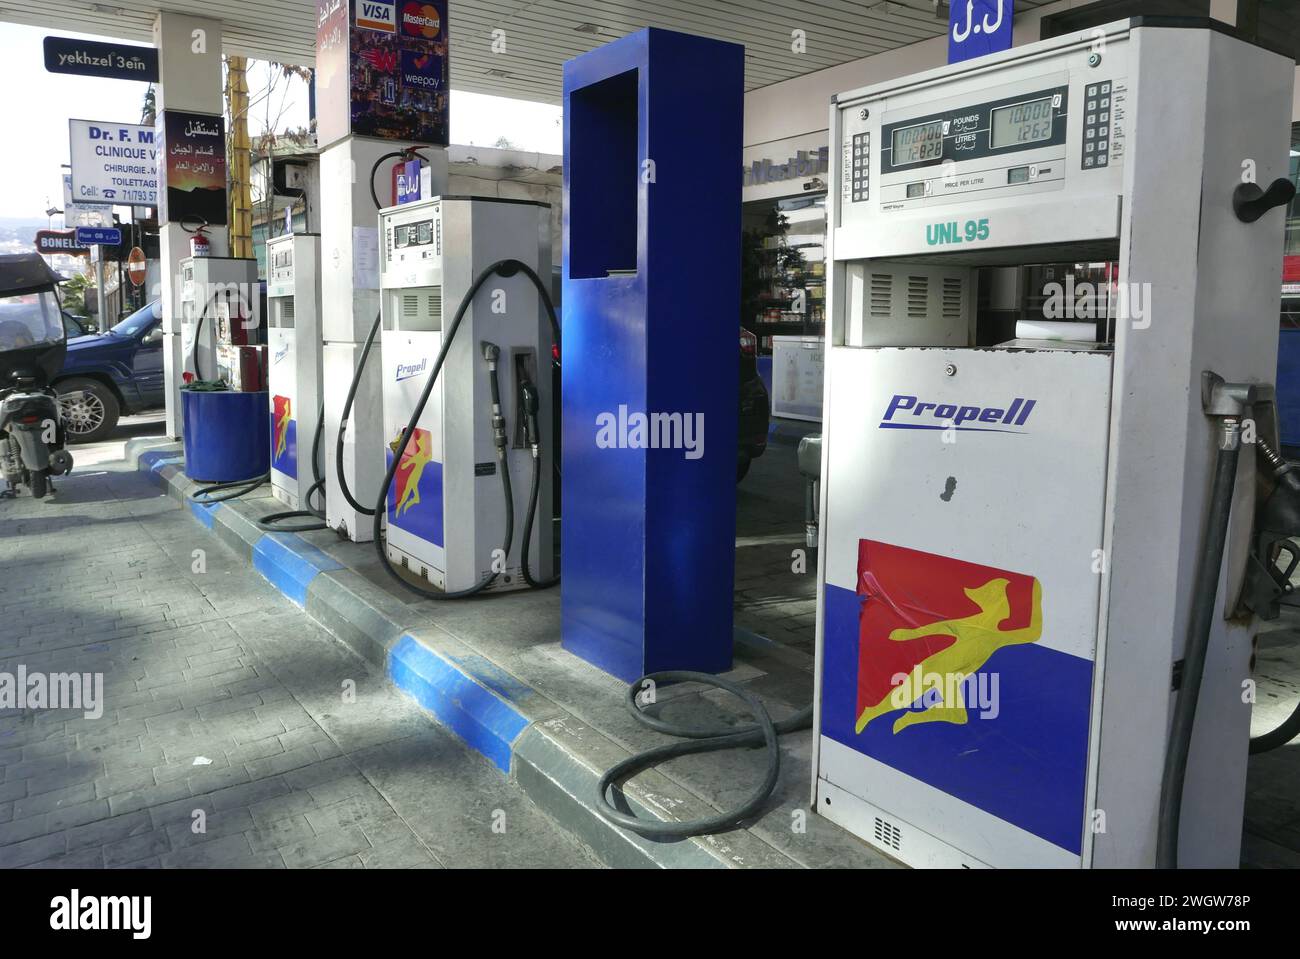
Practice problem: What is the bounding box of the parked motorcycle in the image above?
[0,254,74,499]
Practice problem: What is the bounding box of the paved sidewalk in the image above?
[0,427,600,869]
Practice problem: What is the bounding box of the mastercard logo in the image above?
[401,2,441,38]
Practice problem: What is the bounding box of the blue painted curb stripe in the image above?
[252,532,345,607]
[190,500,220,528]
[388,634,529,772]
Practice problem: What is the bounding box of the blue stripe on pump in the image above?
[252,533,345,607]
[388,634,530,772]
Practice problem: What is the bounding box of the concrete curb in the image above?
[129,442,809,869]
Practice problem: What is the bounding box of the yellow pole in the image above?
[226,56,252,258]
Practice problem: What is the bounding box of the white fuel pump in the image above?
[813,18,1294,868]
[375,196,556,596]
[266,233,323,515]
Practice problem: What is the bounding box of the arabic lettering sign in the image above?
[44,36,159,82]
[75,226,123,247]
[68,120,159,206]
[156,111,228,227]
[948,0,1014,65]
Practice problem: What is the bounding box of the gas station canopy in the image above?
[0,0,1059,102]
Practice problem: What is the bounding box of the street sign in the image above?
[126,247,147,286]
[35,230,89,256]
[68,120,159,206]
[43,36,159,82]
[75,226,123,247]
[948,0,1014,64]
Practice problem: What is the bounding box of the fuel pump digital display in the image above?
[891,120,945,166]
[990,97,1054,149]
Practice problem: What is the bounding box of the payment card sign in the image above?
[821,539,1092,854]
[271,395,296,479]
[386,427,444,547]
[356,0,397,33]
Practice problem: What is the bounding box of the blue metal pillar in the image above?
[560,28,744,681]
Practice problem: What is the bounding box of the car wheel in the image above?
[737,455,752,483]
[57,378,120,443]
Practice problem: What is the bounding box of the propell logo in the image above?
[879,394,1037,433]
[50,890,151,939]
[395,358,428,382]
[273,343,289,365]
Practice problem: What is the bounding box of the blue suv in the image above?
[55,299,164,442]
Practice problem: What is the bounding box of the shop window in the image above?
[741,195,826,351]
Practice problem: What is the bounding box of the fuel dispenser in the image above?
[175,256,263,389]
[812,18,1294,868]
[376,195,555,595]
[266,233,323,511]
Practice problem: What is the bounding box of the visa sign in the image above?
[356,0,397,33]
[948,0,1014,65]
[880,394,1036,433]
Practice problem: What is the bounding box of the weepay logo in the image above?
[396,359,428,382]
[879,394,1037,433]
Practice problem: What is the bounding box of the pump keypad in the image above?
[1082,82,1111,169]
[851,132,870,202]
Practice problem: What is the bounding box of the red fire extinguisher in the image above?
[190,224,211,258]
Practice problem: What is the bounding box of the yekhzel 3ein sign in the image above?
[68,119,159,205]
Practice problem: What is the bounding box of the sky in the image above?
[0,22,562,223]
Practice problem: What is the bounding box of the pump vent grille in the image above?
[941,278,964,319]
[399,286,444,332]
[873,817,902,851]
[282,298,295,321]
[906,276,929,319]
[869,274,893,317]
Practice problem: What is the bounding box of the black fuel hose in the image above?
[1157,426,1241,869]
[594,672,813,838]
[188,472,268,504]
[333,310,382,516]
[519,380,558,589]
[258,404,328,532]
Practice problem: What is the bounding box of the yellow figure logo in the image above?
[274,396,292,460]
[855,577,1043,735]
[390,427,433,518]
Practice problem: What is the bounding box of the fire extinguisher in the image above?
[190,225,211,258]
[182,217,211,257]
[388,147,429,206]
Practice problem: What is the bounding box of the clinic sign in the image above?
[68,120,159,205]
[949,0,1014,64]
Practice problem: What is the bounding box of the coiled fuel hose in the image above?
[257,405,328,532]
[595,672,812,838]
[370,258,561,601]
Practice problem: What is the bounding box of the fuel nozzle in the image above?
[1245,435,1300,619]
[481,342,508,455]
[520,379,541,457]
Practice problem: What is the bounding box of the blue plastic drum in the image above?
[181,390,270,482]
